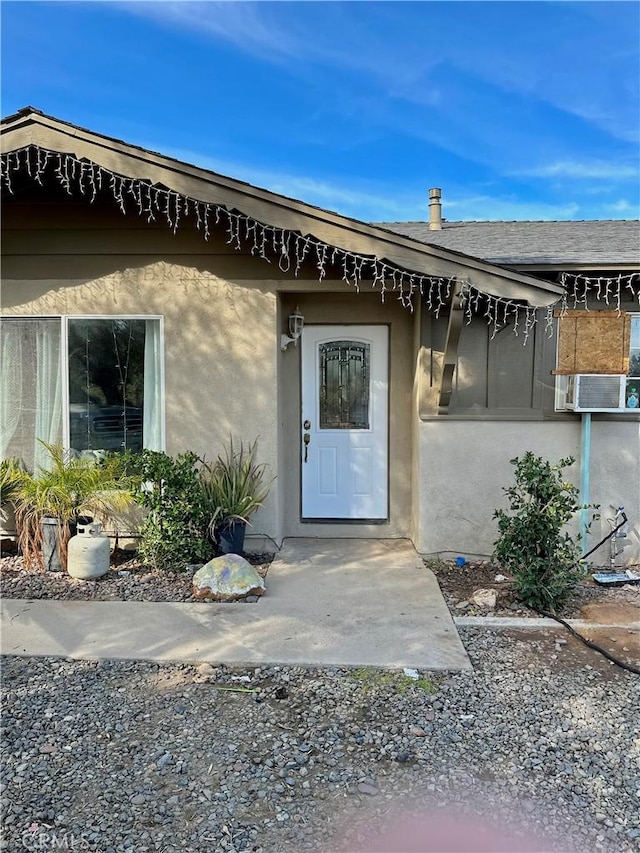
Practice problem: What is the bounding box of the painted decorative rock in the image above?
[193,554,266,601]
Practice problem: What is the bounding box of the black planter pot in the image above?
[217,520,246,555]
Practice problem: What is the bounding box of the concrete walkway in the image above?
[0,538,472,671]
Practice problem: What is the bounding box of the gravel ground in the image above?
[0,553,272,603]
[2,630,639,853]
[428,558,640,620]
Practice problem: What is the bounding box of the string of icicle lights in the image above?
[558,272,640,314]
[2,145,638,344]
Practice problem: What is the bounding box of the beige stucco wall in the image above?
[2,264,283,538]
[416,419,640,564]
[3,268,417,547]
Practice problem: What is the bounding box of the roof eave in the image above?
[1,108,563,307]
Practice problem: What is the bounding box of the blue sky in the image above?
[2,1,639,222]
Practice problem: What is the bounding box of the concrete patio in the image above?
[0,538,471,671]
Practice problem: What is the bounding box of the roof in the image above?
[0,107,563,307]
[375,220,640,268]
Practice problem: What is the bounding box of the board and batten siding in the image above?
[419,307,552,418]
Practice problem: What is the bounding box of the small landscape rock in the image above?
[470,588,498,608]
[408,725,427,738]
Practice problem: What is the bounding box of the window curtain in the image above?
[0,320,24,460]
[0,319,62,472]
[34,322,63,472]
[143,319,162,451]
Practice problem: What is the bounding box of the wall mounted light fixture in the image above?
[281,306,305,351]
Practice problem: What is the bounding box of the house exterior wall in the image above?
[5,192,636,560]
[419,308,550,418]
[415,294,640,563]
[416,419,640,564]
[2,197,417,545]
[419,298,638,420]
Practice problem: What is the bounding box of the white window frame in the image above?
[627,313,640,409]
[3,314,165,454]
[554,374,569,412]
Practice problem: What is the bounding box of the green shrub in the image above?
[493,452,594,613]
[125,450,210,571]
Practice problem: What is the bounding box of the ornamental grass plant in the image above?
[199,438,273,541]
[3,442,136,570]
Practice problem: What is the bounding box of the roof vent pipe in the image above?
[428,187,442,230]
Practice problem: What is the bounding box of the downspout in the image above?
[579,412,591,557]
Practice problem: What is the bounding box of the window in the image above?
[0,316,163,471]
[627,314,640,409]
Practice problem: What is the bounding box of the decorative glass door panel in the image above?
[319,341,370,430]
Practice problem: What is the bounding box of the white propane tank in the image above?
[67,522,110,579]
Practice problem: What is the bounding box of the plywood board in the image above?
[554,310,630,374]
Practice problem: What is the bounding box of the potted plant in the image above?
[200,438,273,555]
[3,442,136,571]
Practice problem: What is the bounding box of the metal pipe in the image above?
[428,187,442,231]
[579,412,591,557]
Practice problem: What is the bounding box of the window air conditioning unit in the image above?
[565,374,626,413]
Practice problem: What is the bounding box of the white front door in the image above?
[301,325,388,520]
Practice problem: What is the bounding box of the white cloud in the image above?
[118,2,442,94]
[120,1,304,62]
[516,161,639,181]
[604,199,640,216]
[140,140,637,223]
[153,143,423,221]
[443,195,581,222]
[119,2,639,165]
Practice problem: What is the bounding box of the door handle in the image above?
[303,432,310,462]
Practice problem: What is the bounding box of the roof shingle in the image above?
[374,220,640,267]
